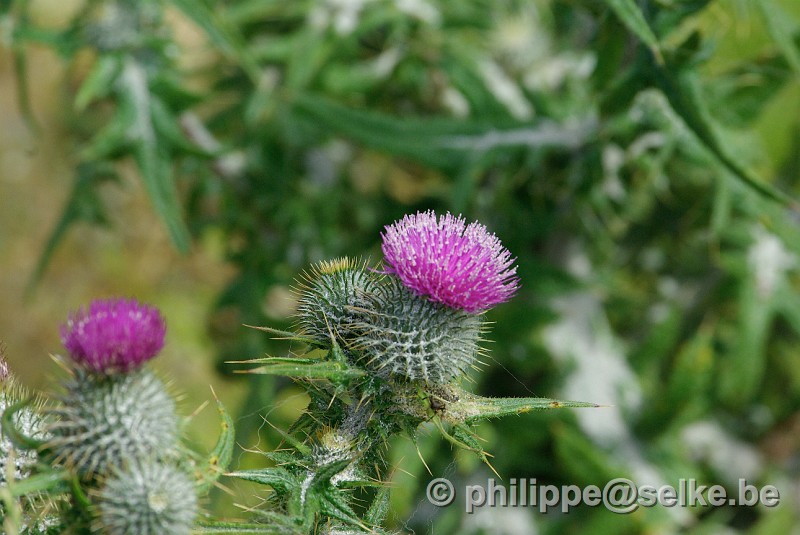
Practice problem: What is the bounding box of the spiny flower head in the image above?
[61,298,166,374]
[95,460,198,535]
[295,257,380,346]
[381,211,519,313]
[47,368,179,478]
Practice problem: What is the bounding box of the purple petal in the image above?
[381,211,519,313]
[61,299,166,374]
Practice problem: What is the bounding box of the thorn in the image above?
[188,400,210,420]
[414,442,432,476]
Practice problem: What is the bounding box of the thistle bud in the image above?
[47,368,180,477]
[96,460,198,535]
[295,258,380,346]
[352,277,483,384]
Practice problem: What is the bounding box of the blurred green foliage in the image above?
[5,0,800,532]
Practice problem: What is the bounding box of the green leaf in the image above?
[320,486,369,531]
[1,398,47,450]
[28,163,118,290]
[293,94,592,170]
[758,0,800,77]
[5,469,70,498]
[241,359,366,380]
[444,388,600,425]
[653,65,796,206]
[75,54,122,111]
[718,272,776,406]
[227,467,296,493]
[364,485,391,527]
[194,521,299,534]
[121,58,192,252]
[168,0,260,82]
[150,97,215,158]
[244,325,321,346]
[604,0,663,62]
[195,397,235,494]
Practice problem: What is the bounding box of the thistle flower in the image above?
[381,211,519,313]
[61,298,166,374]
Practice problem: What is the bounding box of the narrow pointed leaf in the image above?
[605,0,663,62]
[194,521,300,534]
[28,164,117,289]
[196,398,235,493]
[75,54,121,111]
[227,467,296,493]
[1,398,46,450]
[758,0,800,77]
[444,389,599,424]
[242,360,365,380]
[364,485,391,526]
[654,66,796,206]
[168,0,260,82]
[121,58,191,252]
[5,469,70,498]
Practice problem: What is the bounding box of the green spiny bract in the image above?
[1,377,47,486]
[47,367,180,478]
[295,258,380,347]
[351,277,484,384]
[95,460,198,535]
[1,374,62,534]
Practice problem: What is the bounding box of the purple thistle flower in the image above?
[61,299,166,374]
[381,211,520,313]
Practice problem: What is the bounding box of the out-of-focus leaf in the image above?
[150,97,215,157]
[718,272,775,406]
[168,0,259,82]
[293,94,593,170]
[4,470,70,498]
[194,521,299,534]
[653,65,796,206]
[553,423,621,484]
[28,163,118,289]
[758,0,800,77]
[605,0,663,62]
[121,59,191,252]
[75,54,121,111]
[637,326,714,434]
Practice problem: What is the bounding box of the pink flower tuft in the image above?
[61,299,166,374]
[381,211,519,313]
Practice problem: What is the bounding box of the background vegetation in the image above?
[2,0,800,533]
